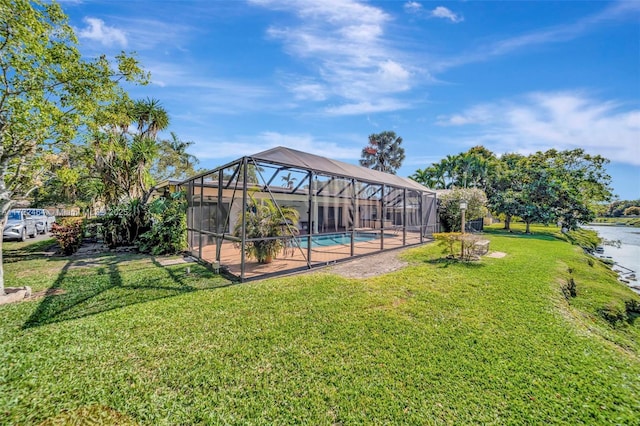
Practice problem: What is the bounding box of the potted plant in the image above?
[234,195,300,263]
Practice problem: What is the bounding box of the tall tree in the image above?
[486,153,524,231]
[359,131,405,174]
[412,146,497,190]
[410,168,436,187]
[432,161,449,189]
[488,149,612,233]
[153,132,199,182]
[513,156,558,234]
[0,0,147,294]
[441,155,458,188]
[532,149,612,230]
[90,97,169,204]
[454,152,477,188]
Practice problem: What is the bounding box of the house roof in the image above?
[250,146,433,193]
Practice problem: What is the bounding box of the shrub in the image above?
[460,234,483,260]
[623,206,640,216]
[599,302,628,326]
[433,232,482,260]
[438,188,488,232]
[137,191,188,255]
[599,299,640,326]
[232,195,300,263]
[434,232,461,257]
[83,217,104,242]
[101,199,150,248]
[51,217,85,255]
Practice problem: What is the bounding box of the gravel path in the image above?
[321,247,411,279]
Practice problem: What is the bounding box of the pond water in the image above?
[584,225,640,293]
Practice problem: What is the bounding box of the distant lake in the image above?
[584,225,640,293]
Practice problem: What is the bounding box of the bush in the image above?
[101,199,150,248]
[83,217,104,242]
[51,217,85,255]
[434,232,461,257]
[623,206,640,216]
[136,191,188,255]
[433,232,482,260]
[599,299,640,326]
[438,188,488,232]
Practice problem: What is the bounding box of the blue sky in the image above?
[60,0,639,199]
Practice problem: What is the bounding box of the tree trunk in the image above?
[525,221,531,234]
[0,236,4,295]
[0,199,12,296]
[503,214,511,231]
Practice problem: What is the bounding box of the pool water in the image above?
[294,232,394,249]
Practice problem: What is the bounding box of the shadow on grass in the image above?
[2,238,58,263]
[425,258,487,269]
[483,228,558,242]
[22,254,232,329]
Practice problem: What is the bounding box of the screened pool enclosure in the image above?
[183,147,438,281]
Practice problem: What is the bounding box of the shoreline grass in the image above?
[591,217,640,227]
[1,230,639,424]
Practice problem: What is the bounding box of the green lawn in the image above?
[1,229,639,425]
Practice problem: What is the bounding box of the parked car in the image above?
[3,209,37,241]
[21,208,56,234]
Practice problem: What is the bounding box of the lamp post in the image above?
[460,200,467,259]
[460,200,467,234]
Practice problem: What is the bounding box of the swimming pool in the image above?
[294,232,395,249]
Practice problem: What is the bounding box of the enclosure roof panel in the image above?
[250,146,433,193]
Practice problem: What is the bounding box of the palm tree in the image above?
[155,132,199,180]
[132,97,170,140]
[432,162,448,189]
[91,97,170,203]
[233,195,300,263]
[441,155,458,188]
[470,156,490,189]
[455,152,478,188]
[281,172,297,189]
[359,131,405,174]
[410,168,431,186]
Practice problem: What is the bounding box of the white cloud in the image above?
[431,6,463,23]
[288,82,328,101]
[435,1,640,71]
[325,99,409,115]
[404,2,423,14]
[378,60,410,85]
[251,0,416,115]
[77,17,127,47]
[190,131,360,160]
[112,17,194,51]
[436,105,493,126]
[436,92,640,165]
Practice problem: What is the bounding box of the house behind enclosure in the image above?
[181,146,438,281]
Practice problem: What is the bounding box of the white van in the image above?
[21,208,56,234]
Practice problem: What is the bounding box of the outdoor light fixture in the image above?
[460,200,467,234]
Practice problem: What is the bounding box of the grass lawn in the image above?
[1,228,639,424]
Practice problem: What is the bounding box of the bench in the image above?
[474,240,490,256]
